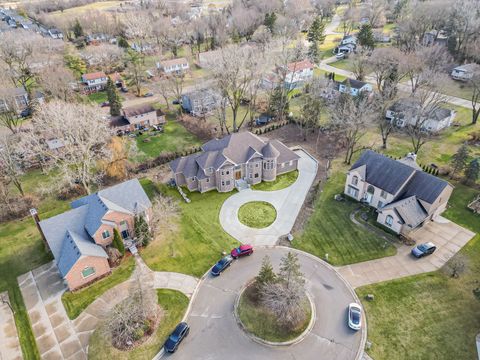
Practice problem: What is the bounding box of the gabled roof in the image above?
[341,78,368,89]
[399,170,450,204]
[382,196,427,228]
[82,72,107,81]
[160,57,189,67]
[123,104,156,117]
[286,59,314,73]
[453,63,479,72]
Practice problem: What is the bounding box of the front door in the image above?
[235,171,241,180]
[121,230,129,239]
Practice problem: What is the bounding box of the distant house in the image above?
[170,131,300,193]
[373,31,391,43]
[38,179,152,290]
[108,72,124,88]
[0,87,44,113]
[46,139,65,153]
[81,72,108,93]
[340,35,357,46]
[422,30,448,47]
[157,57,190,74]
[48,28,63,39]
[181,89,220,116]
[131,42,154,53]
[386,98,456,132]
[262,59,314,90]
[110,104,166,132]
[86,33,112,44]
[345,150,453,235]
[451,63,479,81]
[338,78,373,96]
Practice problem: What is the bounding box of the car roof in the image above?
[174,322,188,333]
[239,244,252,250]
[424,242,435,248]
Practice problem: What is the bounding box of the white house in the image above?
[340,35,357,46]
[338,78,373,96]
[386,98,456,132]
[48,28,63,39]
[345,150,453,235]
[284,60,314,88]
[451,64,479,81]
[81,72,108,93]
[157,58,190,74]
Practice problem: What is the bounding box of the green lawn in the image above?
[238,201,277,229]
[141,181,238,277]
[292,172,397,265]
[329,58,354,72]
[357,184,480,360]
[87,91,108,104]
[135,119,201,161]
[61,256,135,320]
[441,78,474,101]
[251,170,299,191]
[88,289,189,360]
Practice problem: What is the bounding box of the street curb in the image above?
[233,281,316,347]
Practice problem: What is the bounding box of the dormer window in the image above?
[352,175,358,186]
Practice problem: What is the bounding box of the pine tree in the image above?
[134,215,152,247]
[279,252,305,289]
[264,12,277,33]
[112,228,125,256]
[308,42,320,63]
[268,86,289,118]
[464,159,480,184]
[106,78,122,116]
[451,143,469,177]
[307,16,326,44]
[255,256,277,290]
[117,36,129,49]
[72,19,84,38]
[358,24,375,50]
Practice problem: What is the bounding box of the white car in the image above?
[335,52,346,60]
[348,303,362,331]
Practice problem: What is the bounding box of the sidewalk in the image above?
[0,291,22,360]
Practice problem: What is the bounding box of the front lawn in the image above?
[135,120,201,160]
[87,91,108,104]
[251,170,299,191]
[357,184,480,360]
[61,256,136,320]
[88,289,189,360]
[141,181,238,277]
[292,172,396,265]
[329,59,354,72]
[238,201,277,229]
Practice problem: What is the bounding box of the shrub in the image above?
[112,228,125,255]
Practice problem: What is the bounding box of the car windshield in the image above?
[418,244,429,251]
[352,311,360,324]
[169,334,179,342]
[236,247,242,253]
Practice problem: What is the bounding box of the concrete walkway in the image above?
[0,291,23,360]
[337,218,476,288]
[219,149,318,246]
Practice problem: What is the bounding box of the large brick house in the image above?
[345,150,453,235]
[170,132,300,193]
[38,179,151,290]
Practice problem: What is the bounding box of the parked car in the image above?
[347,303,362,331]
[143,92,154,97]
[211,255,233,276]
[152,124,164,131]
[255,115,273,126]
[100,101,110,107]
[172,99,180,105]
[120,87,129,93]
[164,322,189,353]
[335,52,346,60]
[230,244,254,259]
[411,242,436,258]
[20,108,31,117]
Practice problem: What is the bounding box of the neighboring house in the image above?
[110,104,166,132]
[181,89,220,116]
[341,35,357,46]
[338,78,373,96]
[262,59,314,90]
[451,63,479,81]
[344,150,453,235]
[131,42,154,53]
[157,58,190,74]
[86,33,112,44]
[423,30,448,47]
[38,179,152,290]
[0,87,44,113]
[170,131,300,193]
[48,28,63,39]
[373,31,390,43]
[109,72,124,88]
[46,139,65,153]
[81,72,108,93]
[386,98,456,132]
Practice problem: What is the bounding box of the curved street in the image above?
[172,247,364,360]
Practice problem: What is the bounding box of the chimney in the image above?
[407,152,417,161]
[30,208,50,253]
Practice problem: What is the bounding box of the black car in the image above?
[164,322,189,353]
[211,255,233,276]
[20,108,31,117]
[255,115,273,126]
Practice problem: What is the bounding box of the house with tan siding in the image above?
[344,150,453,235]
[38,179,151,291]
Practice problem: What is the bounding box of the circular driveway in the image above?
[170,247,364,360]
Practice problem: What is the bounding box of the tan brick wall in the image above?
[65,256,111,291]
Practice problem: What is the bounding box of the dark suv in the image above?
[164,322,190,353]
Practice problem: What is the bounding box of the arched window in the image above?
[385,215,393,227]
[352,175,358,186]
[367,185,375,194]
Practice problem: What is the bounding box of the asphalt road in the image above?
[167,247,364,360]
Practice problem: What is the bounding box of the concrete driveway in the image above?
[173,247,364,360]
[338,217,476,288]
[219,149,318,246]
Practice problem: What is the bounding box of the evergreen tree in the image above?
[268,86,289,118]
[264,12,277,33]
[134,215,152,247]
[117,36,129,49]
[106,78,122,116]
[72,19,84,38]
[358,24,375,50]
[112,228,125,256]
[308,42,320,63]
[279,252,305,289]
[464,159,480,184]
[307,16,326,44]
[255,256,277,291]
[451,143,469,177]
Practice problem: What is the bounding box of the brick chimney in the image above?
[30,208,50,253]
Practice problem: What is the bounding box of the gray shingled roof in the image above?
[400,170,449,204]
[342,78,368,89]
[350,150,416,195]
[389,98,453,122]
[262,142,280,158]
[382,196,427,228]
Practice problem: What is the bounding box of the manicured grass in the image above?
[357,184,480,360]
[48,1,122,17]
[88,289,189,360]
[87,91,108,104]
[313,68,347,82]
[441,78,474,101]
[61,256,135,320]
[320,34,343,59]
[252,170,299,191]
[141,181,238,277]
[329,58,354,72]
[238,201,277,229]
[135,120,201,160]
[237,284,311,342]
[292,172,396,265]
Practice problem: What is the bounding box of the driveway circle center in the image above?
[238,201,277,229]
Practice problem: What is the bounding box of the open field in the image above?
[48,1,123,18]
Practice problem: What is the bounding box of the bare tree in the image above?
[368,47,403,93]
[150,195,180,236]
[470,69,480,125]
[38,66,76,102]
[0,134,25,197]
[351,48,370,82]
[80,44,125,72]
[444,254,468,278]
[125,50,145,97]
[23,101,112,194]
[251,25,272,56]
[166,73,185,105]
[0,95,22,134]
[122,11,154,54]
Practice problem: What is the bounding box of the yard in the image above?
[87,91,108,104]
[87,289,189,360]
[238,201,277,229]
[357,184,480,360]
[140,180,238,277]
[251,170,299,191]
[292,172,397,265]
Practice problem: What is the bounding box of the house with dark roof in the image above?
[344,150,453,235]
[338,78,373,96]
[181,88,220,117]
[386,98,456,132]
[451,63,479,81]
[170,132,300,193]
[38,179,152,290]
[109,104,166,132]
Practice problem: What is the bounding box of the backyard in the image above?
[357,184,480,360]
